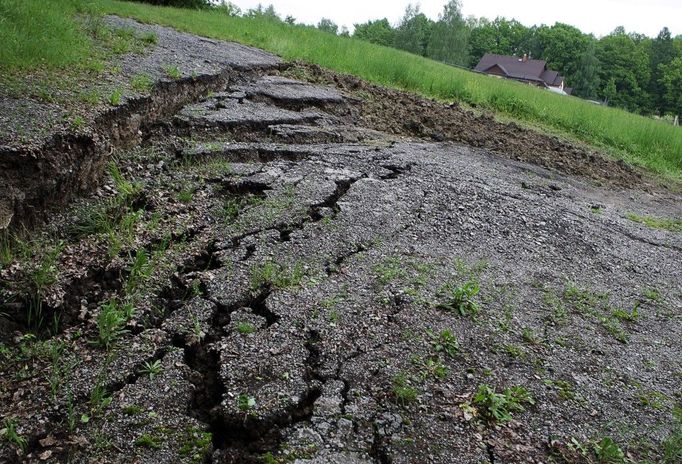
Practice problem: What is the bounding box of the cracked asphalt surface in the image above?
[1,18,681,464]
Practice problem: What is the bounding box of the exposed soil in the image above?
[1,17,681,464]
[283,62,660,192]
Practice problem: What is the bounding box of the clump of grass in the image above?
[627,213,682,233]
[437,280,480,316]
[1,418,28,452]
[236,322,255,335]
[472,384,534,424]
[250,260,304,290]
[178,188,194,203]
[140,31,158,44]
[125,249,153,295]
[131,73,154,93]
[392,373,419,405]
[134,433,162,449]
[163,64,181,79]
[374,257,406,284]
[108,88,122,105]
[93,298,134,349]
[179,426,212,460]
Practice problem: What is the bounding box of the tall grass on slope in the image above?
[1,0,681,181]
[94,0,682,181]
[0,0,95,70]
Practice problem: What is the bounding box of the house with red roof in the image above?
[474,53,573,95]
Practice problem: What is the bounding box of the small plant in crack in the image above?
[426,328,459,358]
[642,288,661,302]
[1,418,28,452]
[141,360,163,379]
[471,384,534,424]
[93,298,134,349]
[237,393,257,412]
[221,197,244,221]
[392,373,419,405]
[125,249,153,295]
[236,322,255,335]
[612,302,639,323]
[107,161,141,202]
[89,384,112,418]
[437,280,480,316]
[122,404,143,416]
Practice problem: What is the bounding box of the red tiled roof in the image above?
[475,54,565,88]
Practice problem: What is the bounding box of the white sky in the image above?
[228,0,680,38]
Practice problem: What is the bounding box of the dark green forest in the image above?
[133,0,682,119]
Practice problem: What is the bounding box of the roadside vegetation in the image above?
[1,0,681,181]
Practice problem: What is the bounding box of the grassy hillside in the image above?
[2,0,682,182]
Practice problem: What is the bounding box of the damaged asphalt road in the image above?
[1,17,681,464]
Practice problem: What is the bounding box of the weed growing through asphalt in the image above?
[164,64,181,79]
[437,280,480,316]
[89,378,113,417]
[642,288,661,302]
[612,302,639,322]
[123,404,143,416]
[135,433,162,449]
[522,327,539,344]
[140,31,158,45]
[131,73,154,93]
[1,418,27,452]
[141,360,163,380]
[562,282,630,343]
[108,88,122,105]
[392,373,419,405]
[93,299,134,349]
[237,394,257,412]
[250,260,305,290]
[374,257,407,285]
[471,384,535,424]
[179,426,213,461]
[236,322,255,335]
[125,249,153,295]
[426,328,459,358]
[414,357,448,381]
[108,161,141,201]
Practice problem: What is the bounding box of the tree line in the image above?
[353,2,681,118]
[130,0,682,119]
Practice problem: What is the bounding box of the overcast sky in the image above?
[228,0,680,38]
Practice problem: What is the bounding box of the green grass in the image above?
[0,0,96,71]
[92,0,682,182]
[627,213,682,233]
[2,0,682,181]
